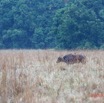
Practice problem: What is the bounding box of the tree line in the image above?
[0,0,104,49]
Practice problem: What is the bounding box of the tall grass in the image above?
[0,50,104,103]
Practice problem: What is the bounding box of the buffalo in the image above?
[56,54,86,64]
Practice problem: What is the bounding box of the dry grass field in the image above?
[0,50,104,103]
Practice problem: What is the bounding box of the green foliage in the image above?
[0,0,104,49]
[53,0,104,49]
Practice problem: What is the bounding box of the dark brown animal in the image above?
[56,54,86,64]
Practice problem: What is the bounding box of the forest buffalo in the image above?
[56,54,86,64]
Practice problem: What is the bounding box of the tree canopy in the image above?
[0,0,104,49]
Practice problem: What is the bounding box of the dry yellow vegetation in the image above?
[0,50,104,103]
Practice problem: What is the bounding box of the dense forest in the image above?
[0,0,104,49]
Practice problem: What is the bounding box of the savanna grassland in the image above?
[0,50,104,103]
